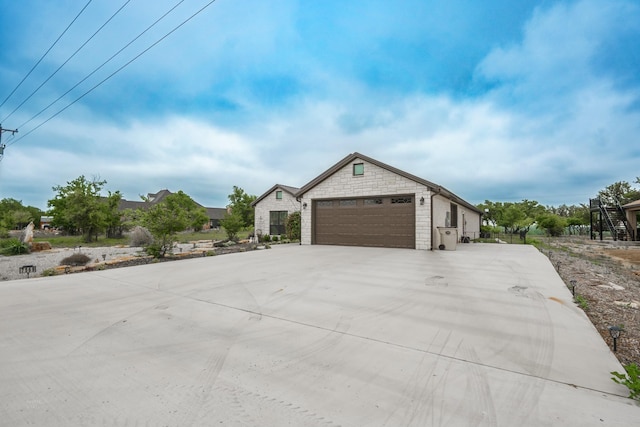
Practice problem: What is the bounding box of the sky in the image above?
[0,0,639,210]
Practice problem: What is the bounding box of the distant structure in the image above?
[589,198,639,241]
[118,189,227,229]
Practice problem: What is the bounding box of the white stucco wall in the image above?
[432,194,481,248]
[253,188,300,237]
[298,158,433,250]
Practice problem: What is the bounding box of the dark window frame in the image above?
[353,163,364,176]
[269,210,288,235]
[275,190,283,200]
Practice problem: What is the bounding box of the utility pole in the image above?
[0,124,18,162]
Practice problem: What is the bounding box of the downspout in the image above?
[430,186,441,250]
[296,196,302,245]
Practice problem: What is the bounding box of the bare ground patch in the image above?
[543,236,640,366]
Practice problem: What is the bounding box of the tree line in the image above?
[478,178,640,238]
[1,176,638,247]
[0,176,257,256]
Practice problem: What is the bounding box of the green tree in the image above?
[227,186,257,228]
[537,213,566,237]
[138,191,206,257]
[0,198,44,230]
[285,211,301,241]
[48,176,110,242]
[219,211,244,241]
[598,181,640,206]
[103,191,124,238]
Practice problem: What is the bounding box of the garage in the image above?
[313,195,415,248]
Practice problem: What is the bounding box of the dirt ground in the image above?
[541,236,640,366]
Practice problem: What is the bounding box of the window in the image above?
[391,197,412,204]
[339,199,357,207]
[353,163,364,176]
[269,211,288,235]
[275,190,283,200]
[317,200,333,208]
[450,203,458,227]
[364,198,383,205]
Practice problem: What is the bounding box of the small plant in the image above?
[611,363,640,401]
[272,235,279,242]
[575,295,589,311]
[41,268,57,277]
[129,226,153,247]
[262,234,271,243]
[60,253,91,266]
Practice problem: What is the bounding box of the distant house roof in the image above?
[295,152,482,214]
[118,189,225,219]
[251,184,300,207]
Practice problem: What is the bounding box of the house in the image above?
[119,189,227,229]
[251,184,300,237]
[253,153,482,250]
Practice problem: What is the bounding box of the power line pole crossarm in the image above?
[0,124,19,161]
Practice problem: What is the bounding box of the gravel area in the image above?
[0,246,145,281]
[541,236,640,366]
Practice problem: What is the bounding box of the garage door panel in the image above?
[313,196,415,248]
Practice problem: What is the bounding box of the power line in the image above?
[0,0,94,111]
[14,0,188,133]
[1,0,132,123]
[9,0,218,145]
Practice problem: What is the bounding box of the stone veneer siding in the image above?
[254,189,300,236]
[299,159,433,250]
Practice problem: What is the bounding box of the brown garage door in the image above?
[313,195,415,248]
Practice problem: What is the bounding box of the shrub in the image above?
[285,211,301,241]
[272,235,279,242]
[129,225,153,247]
[145,243,164,258]
[262,235,271,243]
[60,253,91,266]
[0,238,30,255]
[611,363,640,401]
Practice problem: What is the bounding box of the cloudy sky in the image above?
[1,0,639,210]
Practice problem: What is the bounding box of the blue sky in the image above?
[1,0,639,210]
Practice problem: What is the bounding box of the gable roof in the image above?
[117,189,226,219]
[295,152,482,214]
[251,184,300,207]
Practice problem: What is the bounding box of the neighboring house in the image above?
[119,189,227,229]
[40,216,53,230]
[251,184,300,237]
[253,152,481,250]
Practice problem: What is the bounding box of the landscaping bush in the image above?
[60,253,91,266]
[0,238,30,255]
[129,225,153,247]
[261,235,271,243]
[285,211,301,241]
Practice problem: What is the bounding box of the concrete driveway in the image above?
[0,244,637,426]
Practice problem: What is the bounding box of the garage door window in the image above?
[317,201,333,208]
[391,197,412,204]
[364,198,383,205]
[269,211,288,235]
[339,199,357,207]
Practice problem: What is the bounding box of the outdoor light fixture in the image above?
[569,280,576,296]
[303,202,308,209]
[608,325,622,352]
[420,197,425,205]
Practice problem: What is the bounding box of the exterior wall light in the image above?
[303,202,308,209]
[420,197,425,205]
[608,325,622,352]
